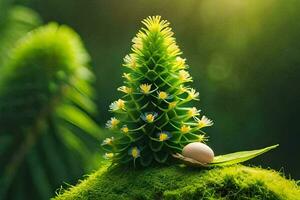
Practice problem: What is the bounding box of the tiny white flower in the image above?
[109,99,125,111]
[197,116,213,129]
[175,57,186,69]
[167,43,180,56]
[187,107,200,118]
[117,86,132,94]
[106,117,120,129]
[178,70,192,82]
[132,34,144,51]
[141,112,158,123]
[102,137,114,146]
[122,73,131,81]
[123,54,138,69]
[187,88,199,100]
[104,153,114,159]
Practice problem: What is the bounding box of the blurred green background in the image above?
[1,0,299,198]
[15,0,300,176]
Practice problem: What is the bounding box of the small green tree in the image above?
[102,16,213,167]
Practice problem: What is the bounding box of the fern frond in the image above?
[0,6,41,67]
[0,23,100,199]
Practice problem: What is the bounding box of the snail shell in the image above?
[182,142,214,164]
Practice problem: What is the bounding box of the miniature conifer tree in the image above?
[102,16,213,167]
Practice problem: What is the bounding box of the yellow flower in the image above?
[140,15,180,62]
[106,117,120,129]
[167,43,180,56]
[109,99,125,111]
[187,88,199,100]
[187,107,200,118]
[104,153,114,159]
[179,85,188,94]
[117,86,132,94]
[121,126,129,134]
[140,83,152,94]
[175,57,186,69]
[102,137,114,146]
[142,15,169,32]
[180,125,191,134]
[168,101,177,109]
[163,34,175,46]
[197,116,214,129]
[128,147,140,158]
[142,16,179,56]
[196,134,206,142]
[122,73,131,81]
[123,54,138,69]
[146,114,154,122]
[158,132,171,141]
[143,112,157,123]
[178,70,192,82]
[158,91,168,100]
[132,31,146,51]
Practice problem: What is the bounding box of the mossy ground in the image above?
[54,164,300,200]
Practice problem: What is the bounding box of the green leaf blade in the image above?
[209,144,279,167]
[56,104,100,139]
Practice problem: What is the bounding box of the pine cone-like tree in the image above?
[102,16,213,167]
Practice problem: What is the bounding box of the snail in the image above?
[173,142,214,167]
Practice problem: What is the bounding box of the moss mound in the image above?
[54,164,300,200]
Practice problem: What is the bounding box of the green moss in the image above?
[54,164,300,200]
